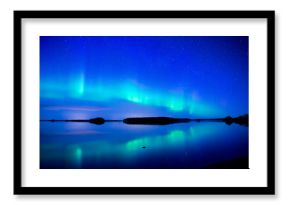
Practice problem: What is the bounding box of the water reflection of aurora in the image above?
[41,122,248,168]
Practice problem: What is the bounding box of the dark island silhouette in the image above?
[41,114,248,126]
[123,117,191,125]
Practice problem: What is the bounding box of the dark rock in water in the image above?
[89,117,105,125]
[224,116,233,125]
[123,117,191,125]
[223,115,248,126]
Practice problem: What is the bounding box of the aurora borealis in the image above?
[40,36,249,169]
[40,36,248,119]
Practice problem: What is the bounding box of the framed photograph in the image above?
[14,11,275,195]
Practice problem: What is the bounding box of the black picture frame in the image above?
[14,10,275,195]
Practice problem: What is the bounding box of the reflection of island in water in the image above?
[40,114,249,169]
[41,114,248,126]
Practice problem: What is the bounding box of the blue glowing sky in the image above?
[40,36,248,119]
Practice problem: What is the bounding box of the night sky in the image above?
[40,36,248,120]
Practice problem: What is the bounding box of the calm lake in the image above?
[40,121,248,169]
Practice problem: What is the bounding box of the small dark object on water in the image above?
[141,146,146,149]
